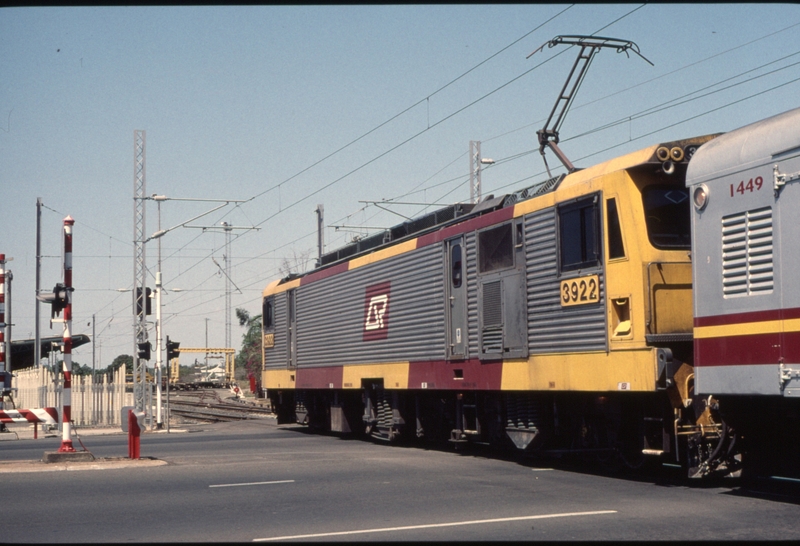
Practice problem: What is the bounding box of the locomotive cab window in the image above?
[558,195,601,272]
[262,296,274,331]
[451,243,463,288]
[606,197,625,260]
[262,296,275,350]
[479,223,514,273]
[642,186,691,249]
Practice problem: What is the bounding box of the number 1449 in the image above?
[730,176,763,196]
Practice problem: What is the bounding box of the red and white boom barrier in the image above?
[1,407,59,440]
[0,408,59,424]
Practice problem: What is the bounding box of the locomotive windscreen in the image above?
[642,186,691,249]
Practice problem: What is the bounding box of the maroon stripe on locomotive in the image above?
[295,366,344,390]
[407,359,503,391]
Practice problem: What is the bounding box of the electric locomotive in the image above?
[261,131,738,477]
[261,35,795,478]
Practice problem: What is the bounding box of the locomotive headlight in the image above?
[693,184,709,210]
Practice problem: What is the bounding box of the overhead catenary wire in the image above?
[383,28,800,217]
[64,11,800,271]
[142,7,582,291]
[60,7,800,356]
[124,4,646,299]
[170,63,800,321]
[241,5,577,207]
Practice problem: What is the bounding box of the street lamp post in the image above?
[154,198,163,430]
[155,270,163,429]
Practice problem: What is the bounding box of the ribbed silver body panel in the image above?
[265,294,288,369]
[266,203,613,371]
[524,208,607,354]
[294,244,445,367]
[465,232,479,358]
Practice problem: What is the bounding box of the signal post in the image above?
[41,217,93,462]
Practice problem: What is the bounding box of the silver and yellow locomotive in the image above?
[262,128,744,477]
[262,34,798,477]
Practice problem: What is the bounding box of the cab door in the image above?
[445,237,468,360]
[286,288,297,369]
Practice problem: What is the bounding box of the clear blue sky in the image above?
[1,5,798,368]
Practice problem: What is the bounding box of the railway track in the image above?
[168,390,275,423]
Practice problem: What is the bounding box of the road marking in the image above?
[209,480,295,488]
[253,510,617,541]
[770,475,800,483]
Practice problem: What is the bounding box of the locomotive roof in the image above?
[266,134,717,295]
[686,106,800,186]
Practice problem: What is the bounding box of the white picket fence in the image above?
[12,366,134,427]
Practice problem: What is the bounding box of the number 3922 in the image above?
[560,275,600,307]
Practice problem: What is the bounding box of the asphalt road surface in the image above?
[1,419,799,542]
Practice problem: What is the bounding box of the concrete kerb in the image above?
[0,423,181,472]
[0,457,168,473]
[0,423,191,441]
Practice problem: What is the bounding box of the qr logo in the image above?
[363,281,391,341]
[365,295,388,330]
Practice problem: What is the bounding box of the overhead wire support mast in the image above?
[528,35,653,178]
[140,193,250,427]
[187,222,258,355]
[144,196,248,242]
[133,130,147,415]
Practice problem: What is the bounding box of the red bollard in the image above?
[128,410,141,460]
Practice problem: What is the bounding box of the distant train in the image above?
[261,106,800,479]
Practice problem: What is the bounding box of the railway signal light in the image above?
[135,287,152,316]
[166,337,180,361]
[36,283,70,319]
[137,341,151,361]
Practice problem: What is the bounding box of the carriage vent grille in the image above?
[481,327,503,354]
[481,281,503,354]
[721,207,773,297]
[482,281,502,326]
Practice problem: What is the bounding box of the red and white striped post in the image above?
[58,217,76,453]
[0,253,6,412]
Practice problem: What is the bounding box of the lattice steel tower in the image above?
[133,130,148,412]
[469,141,482,204]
